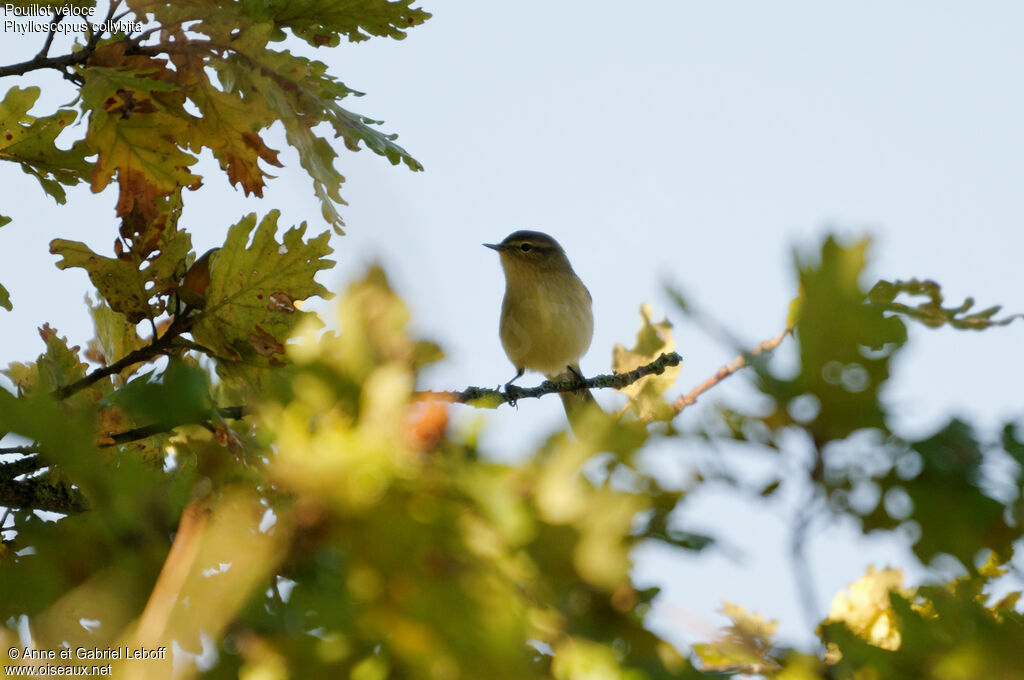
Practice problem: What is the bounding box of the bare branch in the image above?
[34,12,64,61]
[673,328,789,413]
[418,352,683,406]
[0,0,129,80]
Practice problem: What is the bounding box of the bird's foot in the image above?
[503,382,523,408]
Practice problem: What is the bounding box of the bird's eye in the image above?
[520,243,533,252]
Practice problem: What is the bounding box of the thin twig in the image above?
[111,8,134,24]
[673,328,789,413]
[124,26,164,49]
[791,495,822,632]
[0,0,125,80]
[34,13,64,61]
[418,352,683,406]
[82,0,120,57]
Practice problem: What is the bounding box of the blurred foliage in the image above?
[868,278,1024,330]
[3,3,1024,679]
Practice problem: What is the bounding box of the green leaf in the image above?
[131,0,430,46]
[868,278,1023,330]
[216,45,423,231]
[190,211,334,365]
[782,237,907,443]
[0,86,92,203]
[891,420,1015,568]
[105,359,213,429]
[242,0,431,46]
[0,281,10,311]
[86,298,146,384]
[2,324,92,399]
[50,240,152,324]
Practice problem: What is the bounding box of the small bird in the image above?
[484,230,597,425]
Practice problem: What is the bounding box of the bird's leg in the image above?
[503,368,525,407]
[566,364,587,390]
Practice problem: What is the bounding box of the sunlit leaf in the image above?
[0,86,92,203]
[191,211,333,366]
[612,303,680,421]
[825,567,912,650]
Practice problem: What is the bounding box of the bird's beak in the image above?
[483,243,501,251]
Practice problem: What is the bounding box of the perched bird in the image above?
[484,230,597,426]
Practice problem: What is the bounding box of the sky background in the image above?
[3,0,1024,649]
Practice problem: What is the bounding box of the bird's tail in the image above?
[552,366,601,435]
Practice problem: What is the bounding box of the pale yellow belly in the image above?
[499,283,593,377]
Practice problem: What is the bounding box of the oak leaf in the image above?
[190,211,333,365]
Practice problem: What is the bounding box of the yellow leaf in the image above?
[611,303,680,420]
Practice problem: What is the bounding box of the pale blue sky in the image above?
[2,0,1023,649]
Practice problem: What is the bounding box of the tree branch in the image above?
[0,455,46,479]
[101,406,246,447]
[33,12,64,61]
[699,662,781,675]
[0,445,40,456]
[0,456,87,514]
[418,352,683,406]
[53,315,194,400]
[672,328,789,413]
[0,0,129,80]
[0,469,87,514]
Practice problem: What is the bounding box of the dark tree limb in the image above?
[0,455,45,478]
[53,315,195,400]
[0,0,128,80]
[33,12,64,61]
[0,463,87,515]
[0,445,39,456]
[102,406,246,447]
[0,455,86,514]
[419,352,683,406]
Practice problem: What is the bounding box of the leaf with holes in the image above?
[190,211,333,365]
[50,225,191,323]
[245,0,431,46]
[215,44,422,231]
[0,86,92,203]
[80,61,201,217]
